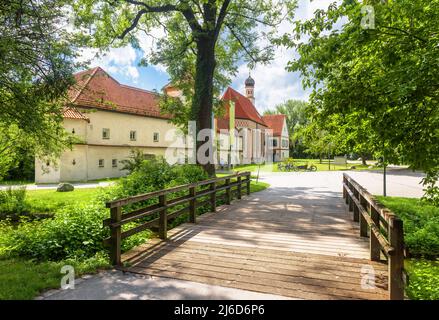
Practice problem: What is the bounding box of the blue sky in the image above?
[78,1,332,113]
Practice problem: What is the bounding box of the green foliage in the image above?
[0,253,109,300]
[0,203,109,261]
[405,258,439,300]
[119,149,156,174]
[377,196,439,258]
[26,188,100,214]
[283,0,439,202]
[0,1,82,180]
[0,187,29,218]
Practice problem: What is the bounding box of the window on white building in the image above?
[112,159,117,168]
[98,159,104,167]
[272,139,278,147]
[130,130,137,141]
[102,128,110,139]
[153,132,159,142]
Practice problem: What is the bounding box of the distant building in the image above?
[35,68,289,183]
[261,114,290,162]
[35,67,187,183]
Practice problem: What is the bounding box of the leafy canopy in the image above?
[281,0,439,202]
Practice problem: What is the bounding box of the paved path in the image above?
[39,170,424,300]
[39,270,290,300]
[0,181,113,191]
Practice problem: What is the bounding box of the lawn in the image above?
[377,196,439,300]
[233,159,373,173]
[0,255,109,300]
[26,188,102,214]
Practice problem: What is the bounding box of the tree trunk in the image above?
[192,37,216,177]
[361,153,367,166]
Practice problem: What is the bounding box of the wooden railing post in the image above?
[110,206,122,266]
[237,176,242,200]
[359,194,368,237]
[388,216,405,300]
[246,173,251,195]
[343,175,347,200]
[189,185,196,223]
[353,189,360,222]
[210,181,216,212]
[370,205,381,261]
[159,194,167,240]
[225,178,231,205]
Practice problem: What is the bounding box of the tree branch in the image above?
[119,1,178,38]
[214,0,231,40]
[225,22,257,63]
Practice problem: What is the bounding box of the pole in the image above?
[383,154,387,197]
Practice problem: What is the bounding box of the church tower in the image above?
[245,74,255,105]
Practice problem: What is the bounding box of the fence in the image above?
[103,172,251,266]
[343,173,405,300]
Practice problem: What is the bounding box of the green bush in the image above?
[405,258,439,300]
[377,196,439,258]
[0,187,29,218]
[0,160,209,262]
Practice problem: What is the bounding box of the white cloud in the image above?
[76,46,140,81]
[231,0,336,112]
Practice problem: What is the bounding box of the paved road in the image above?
[257,169,425,198]
[38,270,291,300]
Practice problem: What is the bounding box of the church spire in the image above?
[245,73,255,105]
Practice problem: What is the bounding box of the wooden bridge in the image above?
[104,172,405,300]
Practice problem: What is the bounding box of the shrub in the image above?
[0,160,209,262]
[0,202,108,261]
[405,258,439,300]
[377,196,439,258]
[0,187,29,218]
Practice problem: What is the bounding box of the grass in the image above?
[0,255,109,300]
[249,181,270,193]
[376,196,439,300]
[25,188,102,214]
[233,159,374,173]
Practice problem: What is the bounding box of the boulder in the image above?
[57,183,74,192]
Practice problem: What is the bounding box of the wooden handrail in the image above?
[342,173,405,300]
[104,172,251,266]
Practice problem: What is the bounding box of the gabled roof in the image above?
[261,114,286,136]
[221,87,266,126]
[63,106,89,122]
[68,67,169,119]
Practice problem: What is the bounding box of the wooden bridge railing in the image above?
[103,171,251,266]
[342,173,405,300]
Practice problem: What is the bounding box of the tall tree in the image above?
[282,0,439,203]
[72,0,297,175]
[0,0,79,180]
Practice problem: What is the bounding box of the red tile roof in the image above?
[63,107,89,122]
[261,114,286,136]
[68,67,169,119]
[221,87,266,126]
